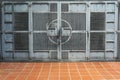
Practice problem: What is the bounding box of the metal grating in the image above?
[61,4,68,12]
[62,52,68,59]
[51,51,57,59]
[0,5,1,55]
[0,5,1,31]
[118,33,120,58]
[14,13,28,31]
[90,33,105,50]
[33,33,57,50]
[119,4,120,30]
[62,13,86,30]
[33,13,57,31]
[50,3,57,12]
[14,33,29,50]
[91,13,105,30]
[62,33,86,50]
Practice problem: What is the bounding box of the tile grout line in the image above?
[108,62,120,74]
[47,63,52,80]
[4,63,15,80]
[75,63,83,80]
[15,63,27,80]
[106,62,118,78]
[91,62,103,78]
[67,63,71,80]
[37,63,44,80]
[59,63,60,80]
[100,62,115,79]
[83,63,94,80]
[25,63,36,80]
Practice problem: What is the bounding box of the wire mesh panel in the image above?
[118,34,120,58]
[33,33,57,50]
[14,13,28,50]
[119,5,120,30]
[50,3,57,12]
[33,13,57,31]
[14,13,28,31]
[0,33,1,58]
[91,13,105,30]
[0,6,1,54]
[0,4,2,32]
[33,12,57,50]
[62,13,86,30]
[90,33,105,50]
[14,33,28,50]
[61,4,68,12]
[62,33,86,50]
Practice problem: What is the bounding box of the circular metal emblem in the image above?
[46,19,72,44]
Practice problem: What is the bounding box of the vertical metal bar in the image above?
[0,4,1,60]
[105,2,107,60]
[57,2,61,60]
[86,2,90,61]
[1,2,4,60]
[29,2,34,59]
[114,2,118,59]
[12,3,14,60]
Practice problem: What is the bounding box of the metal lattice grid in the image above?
[62,13,86,30]
[33,13,57,31]
[90,33,105,51]
[62,33,86,50]
[14,33,29,50]
[90,12,105,30]
[14,13,28,31]
[33,33,57,50]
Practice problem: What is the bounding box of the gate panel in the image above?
[33,13,57,31]
[62,13,86,30]
[61,3,87,60]
[90,2,117,60]
[62,33,86,50]
[32,3,58,59]
[90,13,105,30]
[33,33,57,50]
[0,5,2,60]
[90,33,105,51]
[118,34,120,58]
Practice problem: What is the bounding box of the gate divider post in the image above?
[57,2,62,60]
[29,2,34,60]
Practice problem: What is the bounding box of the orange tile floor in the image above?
[0,62,120,80]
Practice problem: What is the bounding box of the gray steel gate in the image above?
[1,1,118,61]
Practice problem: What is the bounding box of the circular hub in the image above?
[46,19,72,44]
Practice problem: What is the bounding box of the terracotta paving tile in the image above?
[38,77,48,80]
[81,75,92,80]
[92,76,104,80]
[60,77,71,80]
[0,62,120,80]
[71,76,81,80]
[49,77,59,80]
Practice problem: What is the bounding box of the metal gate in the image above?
[32,2,87,60]
[2,1,118,61]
